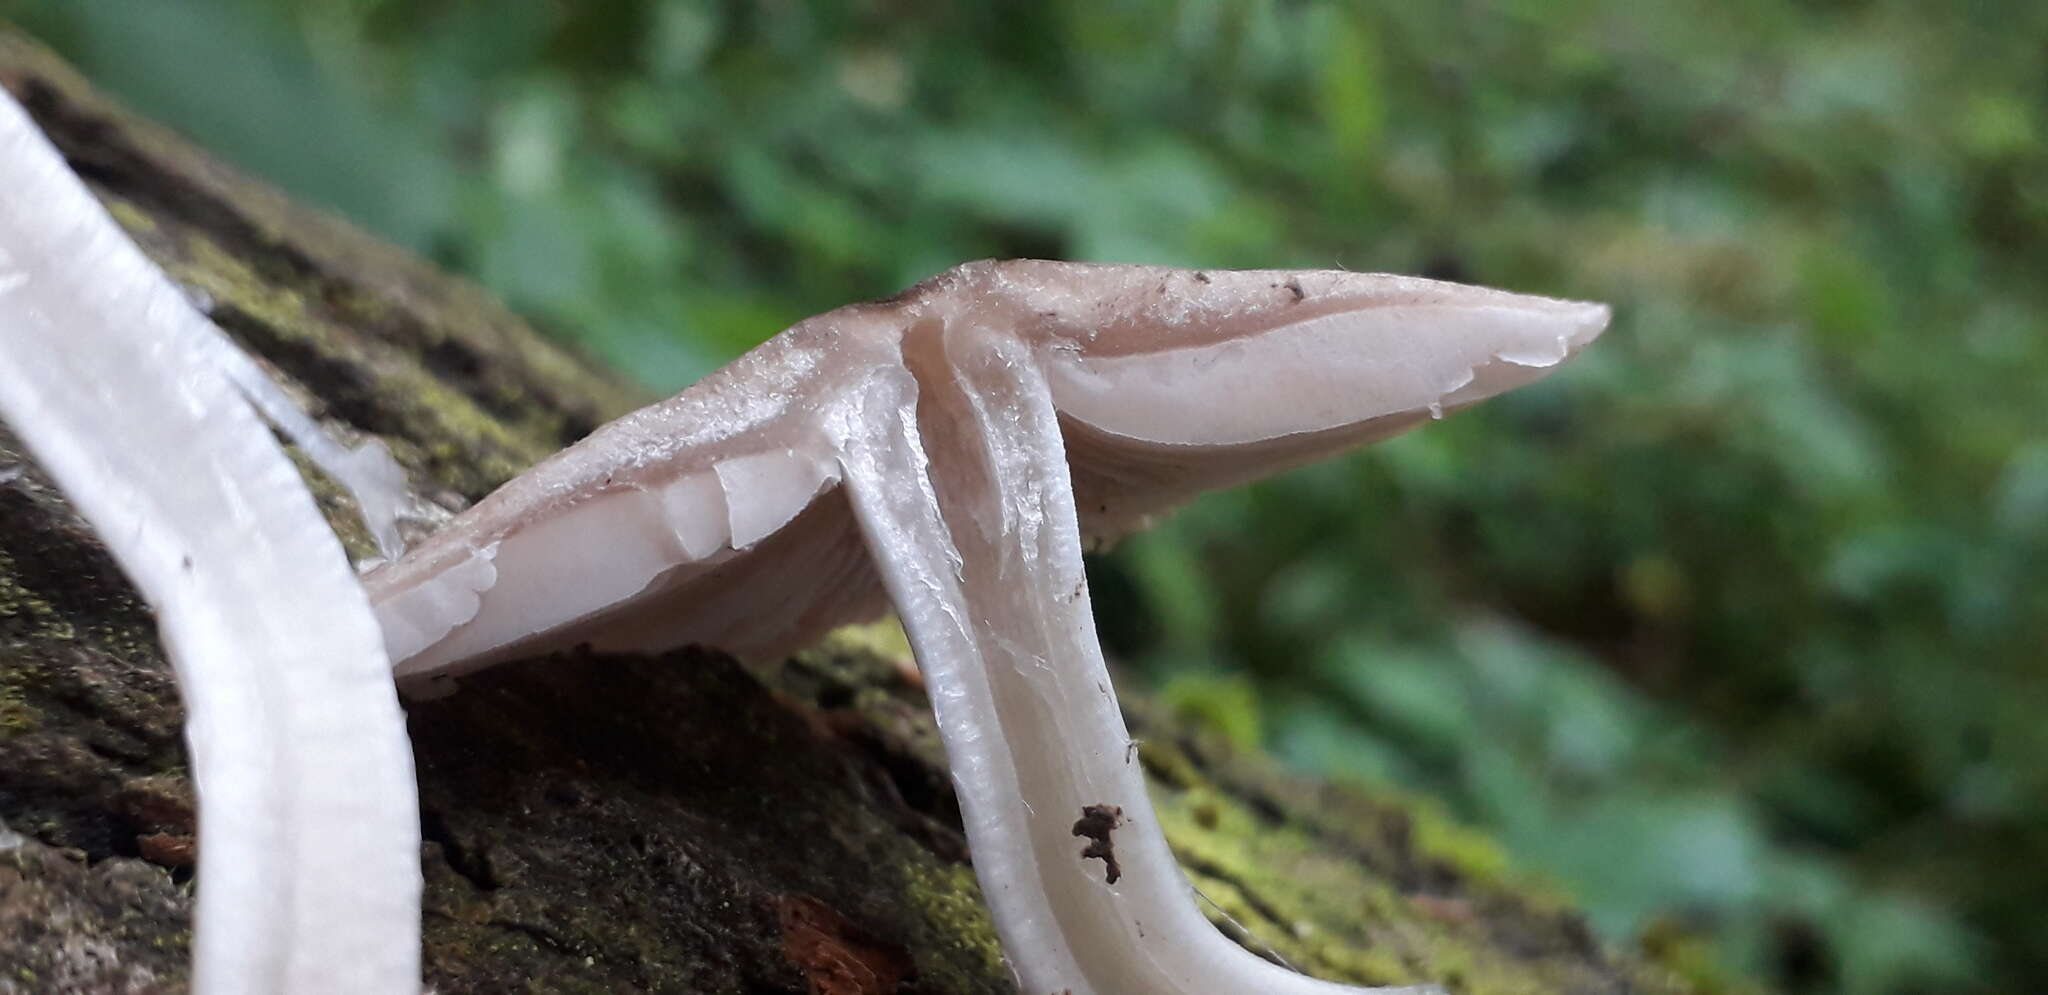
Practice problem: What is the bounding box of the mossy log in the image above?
[0,30,1699,995]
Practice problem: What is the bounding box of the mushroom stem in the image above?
[0,89,420,994]
[836,321,1438,994]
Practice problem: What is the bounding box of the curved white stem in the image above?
[835,322,1440,994]
[0,91,420,993]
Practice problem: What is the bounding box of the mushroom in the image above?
[371,259,1608,994]
[0,90,420,993]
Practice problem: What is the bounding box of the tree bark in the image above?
[0,29,1698,995]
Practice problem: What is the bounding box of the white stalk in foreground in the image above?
[0,91,420,993]
[371,260,1608,993]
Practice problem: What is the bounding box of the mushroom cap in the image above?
[985,262,1611,541]
[367,262,1608,683]
[365,315,900,683]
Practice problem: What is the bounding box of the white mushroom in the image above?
[0,89,420,994]
[371,259,1607,994]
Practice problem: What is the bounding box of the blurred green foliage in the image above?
[8,1,2043,992]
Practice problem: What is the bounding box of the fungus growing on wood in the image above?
[371,259,1608,994]
[0,90,420,993]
